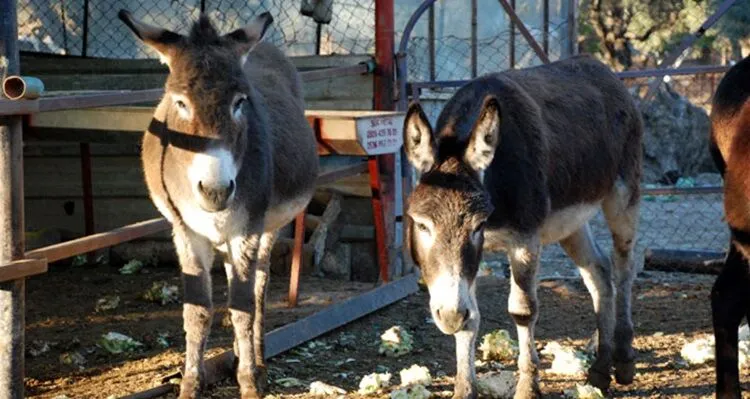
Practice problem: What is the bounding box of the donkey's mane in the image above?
[188,14,222,45]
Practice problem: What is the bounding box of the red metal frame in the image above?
[372,0,396,282]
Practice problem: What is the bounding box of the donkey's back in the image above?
[244,41,318,224]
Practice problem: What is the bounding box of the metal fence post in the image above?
[0,0,26,397]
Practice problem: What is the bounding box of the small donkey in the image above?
[403,55,642,398]
[709,55,750,399]
[119,10,318,399]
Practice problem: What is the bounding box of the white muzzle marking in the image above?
[428,272,477,335]
[188,148,238,194]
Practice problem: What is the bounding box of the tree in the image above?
[578,0,709,70]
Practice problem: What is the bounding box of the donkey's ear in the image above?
[403,102,436,174]
[464,96,501,172]
[118,10,182,67]
[224,12,274,63]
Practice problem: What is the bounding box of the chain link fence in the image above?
[401,0,575,82]
[17,0,374,58]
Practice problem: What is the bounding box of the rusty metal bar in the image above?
[497,0,550,64]
[0,0,26,394]
[509,0,516,68]
[287,212,305,307]
[25,218,169,263]
[428,4,436,81]
[645,248,725,275]
[642,0,737,101]
[374,0,396,282]
[567,0,577,57]
[543,0,549,54]
[0,63,377,117]
[616,64,730,79]
[368,156,390,283]
[642,185,722,196]
[124,273,420,399]
[471,0,478,78]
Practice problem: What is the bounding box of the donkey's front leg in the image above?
[174,226,215,399]
[251,232,277,395]
[508,236,541,399]
[453,292,480,399]
[226,233,263,399]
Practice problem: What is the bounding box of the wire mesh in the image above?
[17,0,374,58]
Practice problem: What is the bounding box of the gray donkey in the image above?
[403,55,642,398]
[119,10,318,399]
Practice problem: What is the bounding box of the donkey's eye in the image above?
[416,223,429,233]
[233,96,247,114]
[175,100,187,110]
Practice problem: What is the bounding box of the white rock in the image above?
[564,383,605,399]
[358,372,392,394]
[541,341,590,375]
[399,364,432,386]
[680,335,715,365]
[476,371,516,398]
[309,380,346,396]
[390,384,432,399]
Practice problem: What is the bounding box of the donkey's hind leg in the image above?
[226,233,263,399]
[559,223,615,391]
[174,226,215,399]
[713,243,749,399]
[601,180,639,385]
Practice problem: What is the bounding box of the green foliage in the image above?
[577,0,750,69]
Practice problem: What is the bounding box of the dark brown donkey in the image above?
[403,55,642,399]
[709,55,750,399]
[119,10,318,399]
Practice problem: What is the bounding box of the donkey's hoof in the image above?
[614,359,635,385]
[586,366,612,392]
[253,365,269,395]
[178,377,201,399]
[452,382,477,399]
[513,375,540,399]
[238,371,261,399]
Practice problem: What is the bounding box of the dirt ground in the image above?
[23,260,750,399]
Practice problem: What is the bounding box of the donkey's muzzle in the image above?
[435,306,470,335]
[196,179,235,212]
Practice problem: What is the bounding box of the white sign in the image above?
[356,113,405,155]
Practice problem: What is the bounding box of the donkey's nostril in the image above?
[196,179,235,212]
[463,308,470,321]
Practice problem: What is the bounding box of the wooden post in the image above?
[288,213,305,307]
[0,0,26,396]
[373,0,396,281]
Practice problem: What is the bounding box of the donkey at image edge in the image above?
[403,56,642,399]
[119,10,319,399]
[709,55,750,399]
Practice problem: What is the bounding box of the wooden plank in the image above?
[316,162,368,185]
[0,259,48,282]
[19,54,372,75]
[25,218,169,263]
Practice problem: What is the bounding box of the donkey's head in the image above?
[119,10,273,212]
[403,97,500,335]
